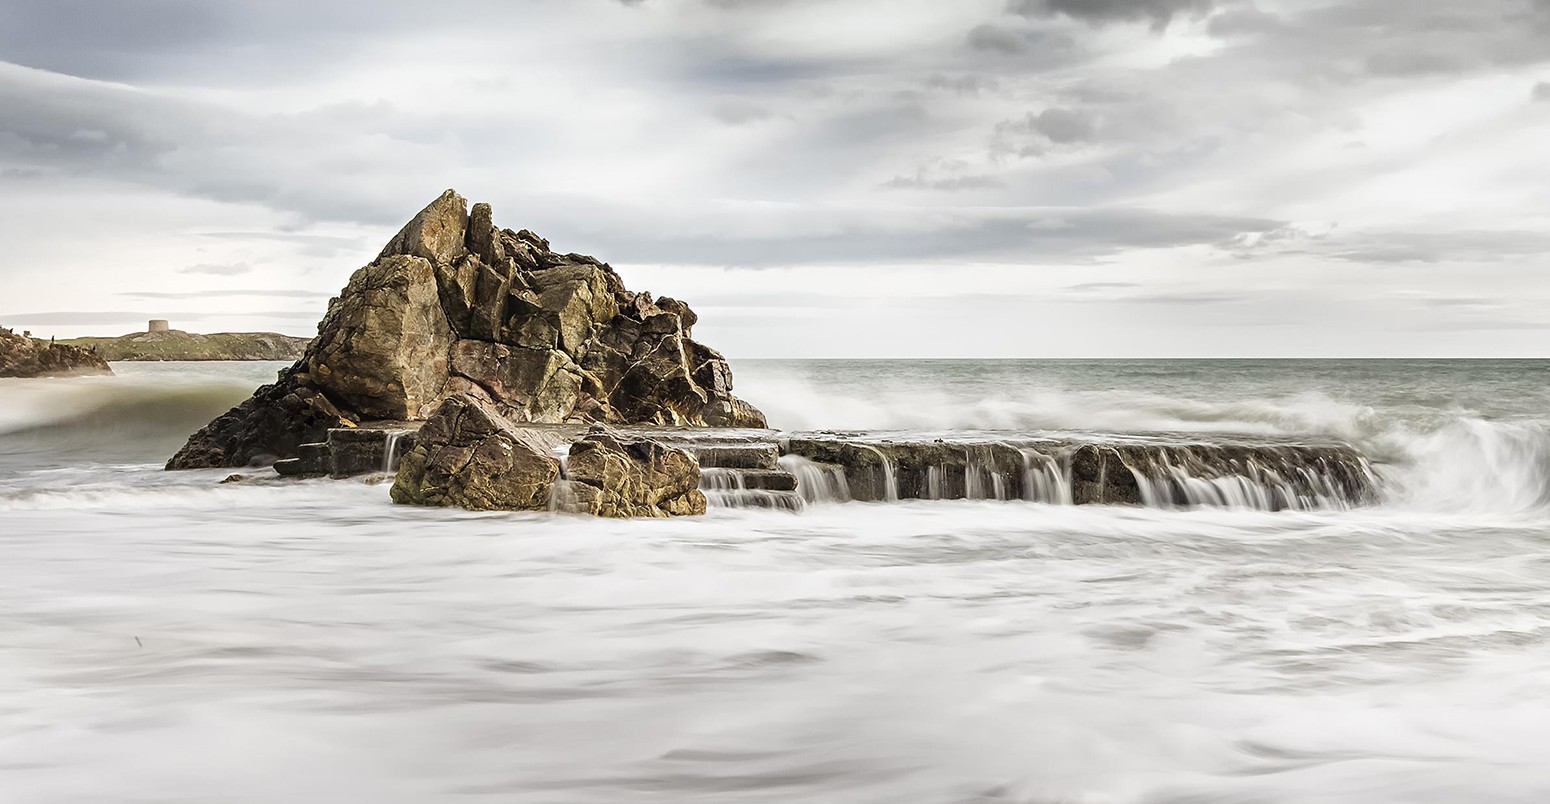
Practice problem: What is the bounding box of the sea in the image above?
[2,359,1549,803]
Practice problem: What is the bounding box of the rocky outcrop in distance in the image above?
[167,190,765,470]
[61,330,310,362]
[0,327,113,378]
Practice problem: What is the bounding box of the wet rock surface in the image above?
[559,427,707,518]
[304,422,1379,515]
[168,189,764,470]
[0,327,112,378]
[389,394,565,512]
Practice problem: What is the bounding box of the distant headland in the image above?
[60,321,310,362]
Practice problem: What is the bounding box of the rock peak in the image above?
[167,194,764,469]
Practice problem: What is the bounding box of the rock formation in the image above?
[167,190,765,469]
[389,394,564,511]
[388,397,706,517]
[562,427,707,517]
[0,327,113,378]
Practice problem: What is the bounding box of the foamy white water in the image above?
[3,359,1550,803]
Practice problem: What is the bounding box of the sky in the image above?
[1,0,1548,357]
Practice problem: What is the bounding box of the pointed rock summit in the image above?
[167,190,765,469]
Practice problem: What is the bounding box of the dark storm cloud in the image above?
[1535,82,1550,101]
[0,0,532,82]
[540,205,1285,267]
[1203,0,1550,82]
[1009,0,1217,29]
[0,62,457,226]
[967,24,1029,55]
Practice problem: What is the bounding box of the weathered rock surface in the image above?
[389,394,564,511]
[59,330,309,361]
[388,400,704,517]
[0,327,112,378]
[168,189,764,469]
[561,427,707,517]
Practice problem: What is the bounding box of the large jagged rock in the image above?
[389,394,562,511]
[562,427,707,517]
[0,327,112,378]
[168,189,765,469]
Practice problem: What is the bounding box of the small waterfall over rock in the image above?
[679,443,805,511]
[547,445,583,513]
[781,436,1378,511]
[273,424,1381,513]
[1018,447,1073,505]
[778,455,852,505]
[381,430,411,475]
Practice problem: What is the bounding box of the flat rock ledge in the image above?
[287,419,1382,515]
[1,327,112,378]
[167,189,763,470]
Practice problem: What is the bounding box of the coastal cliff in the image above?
[0,327,113,378]
[167,189,765,471]
[61,330,310,362]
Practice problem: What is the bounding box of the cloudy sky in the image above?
[2,0,1548,357]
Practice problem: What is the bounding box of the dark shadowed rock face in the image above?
[0,327,113,378]
[167,190,764,469]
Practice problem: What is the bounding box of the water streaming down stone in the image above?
[778,455,853,505]
[546,445,583,513]
[782,436,1378,511]
[1019,446,1074,505]
[275,424,1379,513]
[381,430,411,475]
[681,443,805,511]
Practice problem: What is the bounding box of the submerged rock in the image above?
[0,327,112,378]
[389,394,563,511]
[167,190,764,470]
[562,427,707,518]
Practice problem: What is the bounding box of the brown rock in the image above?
[167,189,765,470]
[306,254,455,420]
[390,394,563,511]
[564,427,707,517]
[0,327,113,378]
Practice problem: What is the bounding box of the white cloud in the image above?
[0,0,1546,355]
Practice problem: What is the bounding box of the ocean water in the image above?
[3,359,1550,803]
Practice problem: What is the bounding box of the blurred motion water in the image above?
[3,359,1550,803]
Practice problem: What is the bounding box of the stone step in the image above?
[681,444,780,470]
[699,467,799,492]
[703,489,805,512]
[270,430,417,479]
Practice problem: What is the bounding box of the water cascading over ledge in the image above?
[271,427,1382,513]
[670,432,1381,513]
